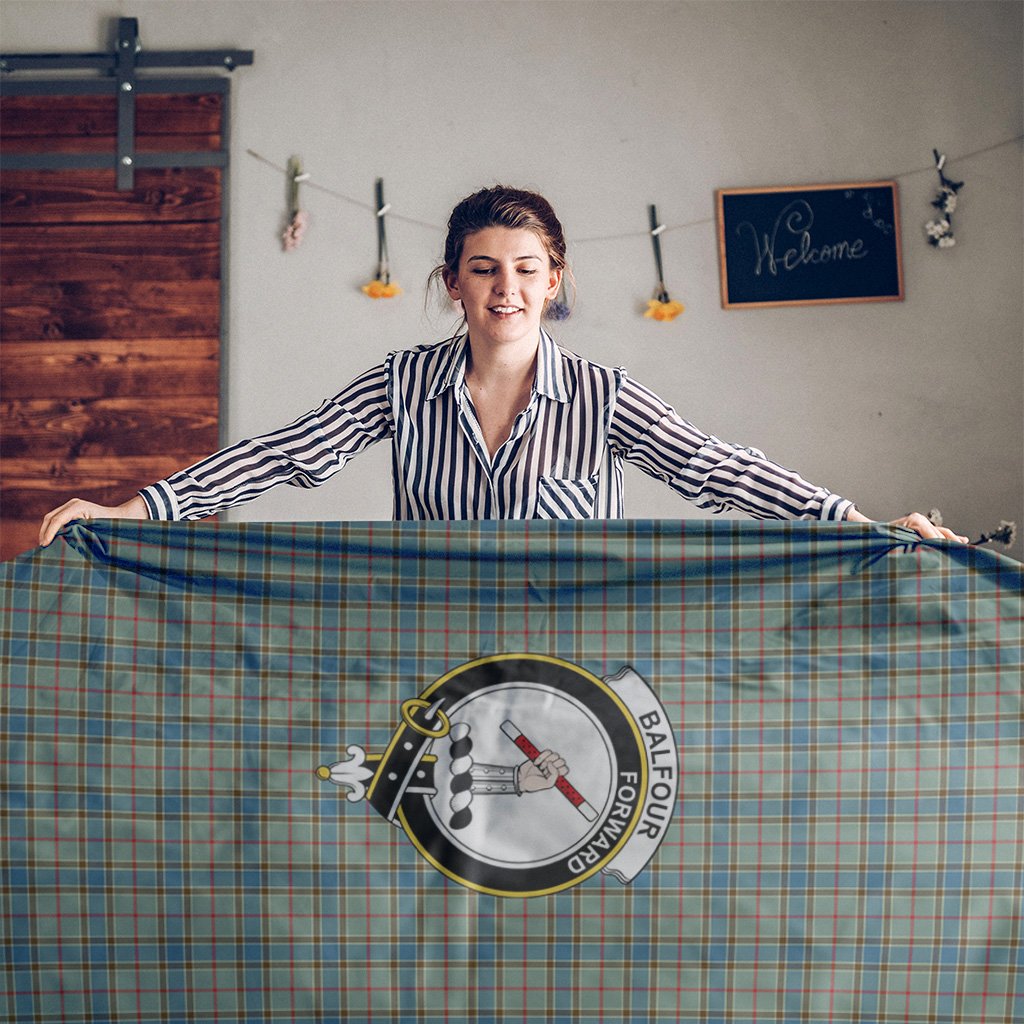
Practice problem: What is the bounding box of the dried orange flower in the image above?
[644,299,685,322]
[361,280,402,299]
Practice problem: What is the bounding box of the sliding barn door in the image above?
[1,89,225,560]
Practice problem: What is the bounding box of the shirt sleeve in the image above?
[607,374,854,521]
[139,361,394,520]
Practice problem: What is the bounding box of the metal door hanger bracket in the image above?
[116,18,140,190]
[1,16,254,190]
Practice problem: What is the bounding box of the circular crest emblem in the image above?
[317,654,678,897]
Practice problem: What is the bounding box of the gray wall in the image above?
[4,0,1022,539]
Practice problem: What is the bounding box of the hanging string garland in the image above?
[249,135,1018,246]
[924,149,964,249]
[644,204,685,322]
[281,155,309,251]
[361,178,401,299]
[248,133,1021,304]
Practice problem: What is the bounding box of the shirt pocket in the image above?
[534,475,599,519]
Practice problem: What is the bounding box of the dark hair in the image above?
[428,185,573,318]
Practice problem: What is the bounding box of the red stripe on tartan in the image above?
[209,531,222,1019]
[8,679,1015,720]
[8,906,1020,924]
[364,522,373,1020]
[6,605,1006,635]
[8,675,1014,716]
[444,520,453,1024]
[13,754,1022,783]
[444,519,452,658]
[980,568,1003,1021]
[674,522,686,1020]
[14,827,1016,853]
[53,545,67,1022]
[288,523,299,1021]
[132,528,144,1021]
[9,981,1014,998]
[598,521,608,1023]
[902,554,924,1024]
[520,897,528,1023]
[523,519,529,650]
[753,531,765,1021]
[827,531,842,1023]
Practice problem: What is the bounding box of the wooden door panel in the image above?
[1,168,222,223]
[0,222,220,283]
[0,90,224,560]
[0,93,223,139]
[2,279,220,341]
[2,455,198,519]
[2,134,224,155]
[2,397,219,459]
[2,339,219,398]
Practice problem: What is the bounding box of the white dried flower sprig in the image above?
[925,150,963,250]
[973,521,1017,548]
[925,218,955,248]
[932,510,1016,548]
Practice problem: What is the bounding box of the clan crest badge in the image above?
[317,654,678,897]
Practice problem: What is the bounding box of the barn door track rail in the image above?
[1,17,253,189]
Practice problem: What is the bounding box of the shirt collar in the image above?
[425,335,468,399]
[535,329,571,403]
[426,330,570,403]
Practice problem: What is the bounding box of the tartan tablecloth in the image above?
[1,520,1021,1024]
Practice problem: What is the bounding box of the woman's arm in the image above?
[609,376,968,541]
[609,375,852,520]
[38,360,394,546]
[140,362,393,520]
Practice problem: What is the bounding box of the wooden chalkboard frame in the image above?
[716,181,904,310]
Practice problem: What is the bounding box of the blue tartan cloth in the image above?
[1,520,1021,1024]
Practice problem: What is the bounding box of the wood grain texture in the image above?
[2,339,219,398]
[2,397,219,459]
[2,455,199,520]
[0,93,223,138]
[1,168,222,224]
[2,279,219,340]
[1,222,220,283]
[1,134,223,155]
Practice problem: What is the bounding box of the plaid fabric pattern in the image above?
[1,520,1021,1024]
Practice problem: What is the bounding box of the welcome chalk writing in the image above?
[736,200,868,277]
[716,182,903,308]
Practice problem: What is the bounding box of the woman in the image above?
[39,186,966,545]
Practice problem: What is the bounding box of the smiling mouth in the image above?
[489,306,523,315]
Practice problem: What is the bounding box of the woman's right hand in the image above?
[39,494,149,548]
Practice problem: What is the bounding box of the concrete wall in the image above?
[3,0,1021,539]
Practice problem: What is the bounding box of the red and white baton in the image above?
[500,719,598,822]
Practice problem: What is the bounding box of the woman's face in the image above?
[445,227,561,350]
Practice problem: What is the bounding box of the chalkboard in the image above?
[716,181,904,309]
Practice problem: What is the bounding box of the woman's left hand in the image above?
[847,508,969,543]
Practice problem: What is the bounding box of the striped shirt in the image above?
[139,331,854,522]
